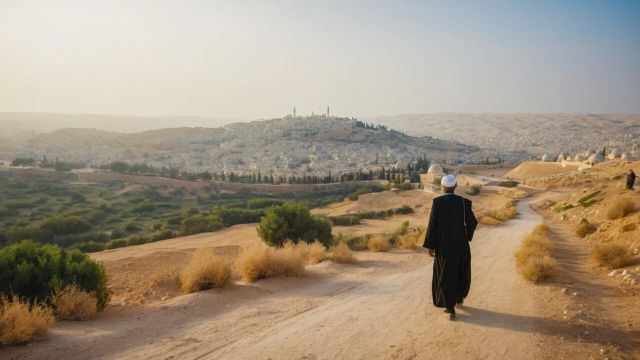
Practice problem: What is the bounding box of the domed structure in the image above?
[585,149,595,157]
[541,154,554,162]
[621,153,633,160]
[574,154,586,162]
[427,164,444,174]
[587,153,604,165]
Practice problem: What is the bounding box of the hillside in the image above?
[366,113,640,158]
[5,116,477,176]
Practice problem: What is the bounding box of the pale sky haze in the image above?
[1,0,639,119]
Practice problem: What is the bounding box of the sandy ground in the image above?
[3,192,639,359]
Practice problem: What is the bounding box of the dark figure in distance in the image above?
[627,170,636,190]
[424,175,478,321]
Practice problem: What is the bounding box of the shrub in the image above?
[399,233,418,249]
[466,185,481,196]
[181,215,224,235]
[394,205,414,215]
[575,219,597,238]
[257,201,333,247]
[292,242,327,265]
[348,187,371,201]
[329,215,362,226]
[105,238,127,249]
[211,208,265,227]
[513,224,557,282]
[344,234,370,251]
[53,285,97,321]
[0,295,55,346]
[247,198,283,209]
[498,180,519,188]
[40,216,92,236]
[331,243,358,264]
[180,248,232,293]
[0,240,110,310]
[605,197,634,220]
[480,201,518,225]
[236,246,306,283]
[73,241,106,253]
[555,204,575,213]
[126,235,149,246]
[592,242,629,269]
[367,236,392,252]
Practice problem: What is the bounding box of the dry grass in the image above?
[180,248,232,293]
[478,215,502,226]
[330,243,358,264]
[479,201,518,225]
[236,246,306,283]
[592,242,629,269]
[606,197,635,220]
[53,285,98,321]
[0,295,55,346]
[367,236,392,252]
[285,241,327,265]
[513,223,557,282]
[575,219,597,238]
[398,233,418,249]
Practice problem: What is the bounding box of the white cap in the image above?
[441,175,457,187]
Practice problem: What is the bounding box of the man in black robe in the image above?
[627,170,636,190]
[423,175,478,320]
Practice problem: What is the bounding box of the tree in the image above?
[256,201,333,247]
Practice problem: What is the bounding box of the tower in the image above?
[293,107,296,118]
[327,106,330,118]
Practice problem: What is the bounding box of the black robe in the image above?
[423,193,478,309]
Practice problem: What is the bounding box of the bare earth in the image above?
[3,190,639,359]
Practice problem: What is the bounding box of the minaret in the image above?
[327,106,330,118]
[293,107,296,118]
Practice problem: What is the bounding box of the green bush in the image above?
[181,215,224,235]
[257,201,334,247]
[329,216,362,226]
[498,180,519,188]
[40,216,92,236]
[394,205,414,215]
[105,239,127,249]
[73,241,106,253]
[211,208,265,227]
[0,240,110,309]
[247,198,283,209]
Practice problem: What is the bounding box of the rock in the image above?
[622,269,629,276]
[572,291,579,296]
[623,274,633,281]
[608,270,619,277]
[561,288,568,294]
[161,296,167,301]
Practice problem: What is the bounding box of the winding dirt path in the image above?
[4,200,637,359]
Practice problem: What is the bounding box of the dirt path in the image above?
[4,199,637,359]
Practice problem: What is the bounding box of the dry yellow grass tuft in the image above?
[236,246,306,283]
[302,242,327,265]
[575,219,597,238]
[0,295,55,346]
[53,285,98,321]
[606,197,635,220]
[331,243,358,264]
[180,248,232,293]
[592,242,629,269]
[398,233,418,249]
[479,201,518,226]
[367,236,392,252]
[513,223,557,282]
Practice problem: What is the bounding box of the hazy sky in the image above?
[1,0,639,119]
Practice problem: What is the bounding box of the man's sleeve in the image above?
[466,199,478,242]
[423,199,438,249]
